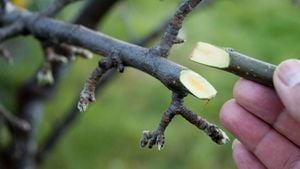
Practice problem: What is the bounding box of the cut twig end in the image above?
[190,42,230,68]
[180,69,217,100]
[205,126,230,145]
[77,90,96,112]
[140,130,165,150]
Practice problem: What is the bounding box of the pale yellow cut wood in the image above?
[190,42,230,68]
[180,70,217,99]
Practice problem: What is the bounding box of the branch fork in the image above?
[140,93,229,150]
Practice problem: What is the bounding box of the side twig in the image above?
[0,45,12,64]
[153,0,202,57]
[0,104,30,131]
[78,55,124,112]
[40,0,81,17]
[0,23,25,42]
[141,92,229,150]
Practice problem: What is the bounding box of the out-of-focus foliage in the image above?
[11,0,28,9]
[0,0,299,169]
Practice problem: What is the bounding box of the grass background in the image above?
[0,0,300,168]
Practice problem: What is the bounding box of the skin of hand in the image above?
[219,59,300,169]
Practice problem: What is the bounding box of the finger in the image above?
[220,100,300,169]
[233,79,300,146]
[233,78,283,123]
[274,59,300,122]
[232,139,266,169]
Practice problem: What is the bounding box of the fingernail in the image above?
[277,59,300,87]
[232,139,240,149]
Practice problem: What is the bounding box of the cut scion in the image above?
[190,42,230,68]
[180,70,217,100]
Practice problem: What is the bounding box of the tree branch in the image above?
[35,69,116,165]
[141,92,229,150]
[40,0,81,17]
[0,6,193,95]
[5,1,117,168]
[36,9,175,162]
[78,56,123,112]
[132,17,169,46]
[34,0,122,165]
[0,104,30,132]
[0,1,228,168]
[73,0,120,29]
[153,0,202,57]
[0,22,25,42]
[0,45,12,64]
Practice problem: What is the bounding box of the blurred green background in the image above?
[0,0,300,168]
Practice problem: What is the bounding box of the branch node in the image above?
[111,55,124,73]
[173,37,185,44]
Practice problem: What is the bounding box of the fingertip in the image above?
[232,139,267,169]
[274,59,300,122]
[274,59,300,87]
[219,99,237,127]
[232,139,242,150]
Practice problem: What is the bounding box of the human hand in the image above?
[220,59,300,169]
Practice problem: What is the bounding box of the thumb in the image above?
[274,59,300,121]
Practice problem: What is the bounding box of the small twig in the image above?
[141,93,229,150]
[0,104,30,132]
[78,56,124,112]
[0,45,12,64]
[73,0,120,29]
[132,17,169,46]
[0,22,25,42]
[37,42,93,85]
[141,93,181,150]
[40,0,81,17]
[57,43,93,60]
[36,69,116,165]
[179,106,229,145]
[153,0,203,57]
